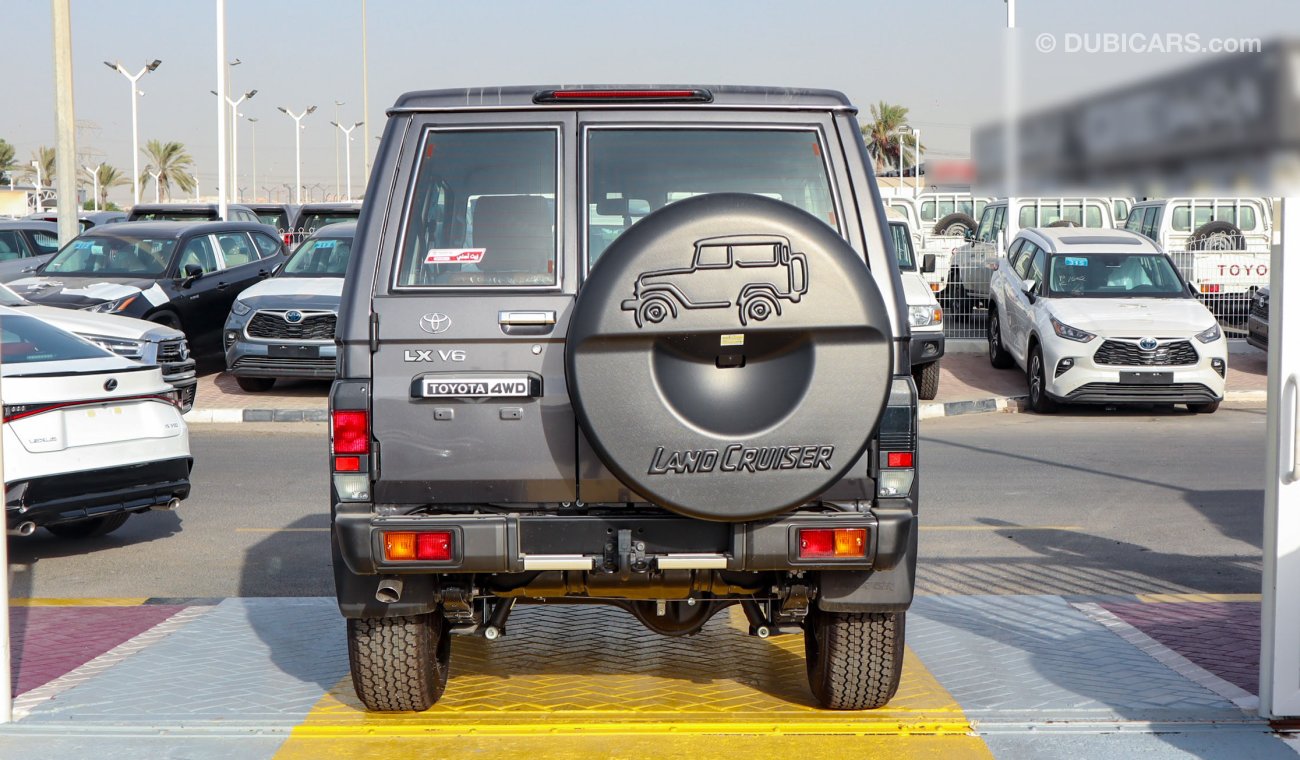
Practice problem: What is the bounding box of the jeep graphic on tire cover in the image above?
[567,193,893,521]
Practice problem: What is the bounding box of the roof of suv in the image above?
[86,220,277,239]
[1023,226,1161,254]
[391,85,854,112]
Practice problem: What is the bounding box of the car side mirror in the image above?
[181,263,204,287]
[1022,279,1038,301]
[964,229,975,241]
[921,253,936,273]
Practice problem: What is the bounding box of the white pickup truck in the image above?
[1123,198,1272,313]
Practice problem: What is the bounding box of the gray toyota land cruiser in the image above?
[331,86,919,711]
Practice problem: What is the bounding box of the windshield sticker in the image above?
[314,240,338,250]
[426,248,485,264]
[1064,257,1089,267]
[73,240,92,249]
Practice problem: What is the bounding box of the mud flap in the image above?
[815,517,917,612]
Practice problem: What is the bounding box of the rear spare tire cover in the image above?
[567,193,893,521]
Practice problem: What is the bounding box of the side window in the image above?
[1006,238,1026,270]
[1141,207,1161,240]
[177,235,220,275]
[215,232,256,268]
[992,206,1007,238]
[0,231,31,261]
[250,231,284,260]
[694,244,731,268]
[975,207,996,242]
[920,201,935,221]
[1025,248,1046,285]
[1013,242,1038,279]
[1019,205,1037,229]
[29,230,59,255]
[1113,199,1129,222]
[1124,208,1145,232]
[1240,206,1258,231]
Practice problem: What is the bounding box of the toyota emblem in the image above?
[1138,337,1158,351]
[419,313,452,334]
[103,378,118,391]
[284,310,304,324]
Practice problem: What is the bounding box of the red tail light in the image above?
[1200,283,1221,293]
[383,530,453,561]
[886,452,914,468]
[798,528,867,560]
[332,410,369,454]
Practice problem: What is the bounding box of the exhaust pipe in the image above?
[8,521,36,537]
[151,498,181,512]
[375,576,404,604]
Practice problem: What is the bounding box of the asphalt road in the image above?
[5,404,1267,599]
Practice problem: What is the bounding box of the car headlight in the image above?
[1195,323,1222,343]
[84,294,139,314]
[81,334,146,359]
[1050,316,1096,343]
[908,305,942,327]
[230,299,251,316]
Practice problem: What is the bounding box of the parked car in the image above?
[0,283,197,410]
[1247,286,1269,351]
[26,210,128,231]
[289,202,361,244]
[948,197,1119,307]
[244,203,299,239]
[889,219,943,399]
[986,227,1226,414]
[331,85,919,713]
[1124,197,1272,314]
[1,308,192,538]
[8,221,287,354]
[127,203,261,223]
[0,220,61,282]
[224,222,353,390]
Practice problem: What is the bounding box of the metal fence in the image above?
[927,243,1265,340]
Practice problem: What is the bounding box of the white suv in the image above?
[986,227,1226,414]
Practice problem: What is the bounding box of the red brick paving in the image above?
[1101,601,1260,695]
[8,605,185,697]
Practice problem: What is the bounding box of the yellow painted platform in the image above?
[277,605,991,758]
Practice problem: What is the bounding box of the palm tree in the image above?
[22,146,56,187]
[859,102,920,174]
[139,140,196,201]
[84,164,131,209]
[0,138,15,183]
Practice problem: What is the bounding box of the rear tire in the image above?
[805,609,905,710]
[236,376,276,393]
[46,513,130,539]
[348,612,452,712]
[1189,221,1245,251]
[987,310,1014,369]
[1187,400,1220,414]
[913,360,940,400]
[1027,345,1058,413]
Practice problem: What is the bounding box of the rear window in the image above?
[1171,203,1259,232]
[1,314,111,365]
[585,129,837,267]
[396,129,558,288]
[297,212,360,235]
[129,210,216,222]
[256,211,290,229]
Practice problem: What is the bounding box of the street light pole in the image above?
[333,100,344,197]
[212,89,257,202]
[104,57,160,206]
[31,161,43,212]
[216,0,228,220]
[277,105,317,204]
[361,0,371,183]
[149,170,161,203]
[247,117,258,202]
[330,120,363,202]
[913,126,922,196]
[84,163,102,211]
[891,125,910,190]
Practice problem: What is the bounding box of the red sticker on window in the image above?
[425,248,485,264]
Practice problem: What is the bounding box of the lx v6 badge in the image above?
[404,349,467,362]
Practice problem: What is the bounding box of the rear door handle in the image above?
[498,310,556,326]
[216,282,229,291]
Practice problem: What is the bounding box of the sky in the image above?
[3,0,1295,205]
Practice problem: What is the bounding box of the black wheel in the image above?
[1188,400,1220,414]
[348,612,452,712]
[236,376,276,393]
[987,309,1014,369]
[148,311,181,330]
[1027,345,1058,413]
[933,212,977,237]
[804,609,905,710]
[913,360,940,400]
[1189,221,1245,251]
[46,513,130,539]
[941,269,969,319]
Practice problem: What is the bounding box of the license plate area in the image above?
[1120,371,1173,385]
[269,344,319,359]
[415,373,541,399]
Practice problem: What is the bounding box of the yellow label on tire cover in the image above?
[720,334,745,347]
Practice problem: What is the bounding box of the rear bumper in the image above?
[1247,313,1268,351]
[6,456,192,528]
[334,508,913,577]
